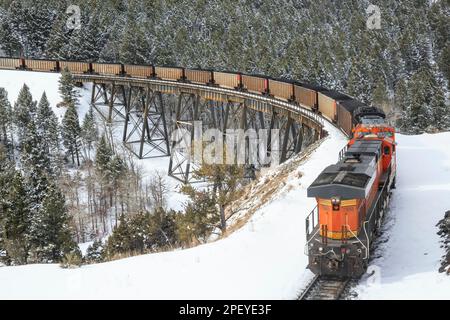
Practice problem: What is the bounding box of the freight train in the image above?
[0,56,396,278]
[305,106,396,278]
[0,56,363,138]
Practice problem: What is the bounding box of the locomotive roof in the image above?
[346,140,382,159]
[307,140,382,199]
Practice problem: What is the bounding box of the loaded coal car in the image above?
[336,99,365,137]
[124,64,153,78]
[213,71,241,89]
[317,90,351,123]
[305,106,396,278]
[154,66,184,81]
[0,57,21,70]
[294,83,323,111]
[91,62,122,76]
[24,59,57,72]
[185,69,212,85]
[59,60,90,74]
[241,74,268,95]
[268,78,294,101]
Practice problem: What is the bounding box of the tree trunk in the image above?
[75,147,80,166]
[220,204,226,232]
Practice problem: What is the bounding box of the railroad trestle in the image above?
[78,75,322,183]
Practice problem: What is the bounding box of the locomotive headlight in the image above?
[318,247,323,252]
[331,197,341,205]
[331,196,341,211]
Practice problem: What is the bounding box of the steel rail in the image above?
[299,276,350,300]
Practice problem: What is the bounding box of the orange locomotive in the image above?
[305,107,396,278]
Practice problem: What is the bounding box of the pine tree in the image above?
[98,16,123,63]
[191,160,244,232]
[0,144,13,203]
[13,84,36,144]
[177,187,218,246]
[346,55,373,105]
[405,65,436,133]
[109,154,126,215]
[36,92,62,173]
[372,78,391,116]
[5,1,29,55]
[95,134,117,213]
[95,134,114,175]
[438,43,450,89]
[81,107,98,160]
[431,80,450,131]
[394,79,410,131]
[21,119,51,176]
[29,183,77,263]
[105,214,132,257]
[62,103,82,166]
[0,15,21,56]
[66,9,106,61]
[0,88,12,143]
[118,9,150,64]
[6,0,56,57]
[150,207,178,249]
[85,239,104,263]
[409,63,449,133]
[58,68,79,107]
[21,120,52,213]
[128,211,152,254]
[26,3,55,57]
[0,145,16,263]
[44,14,71,59]
[2,171,31,265]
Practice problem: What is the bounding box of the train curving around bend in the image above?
[0,57,397,279]
[305,106,397,278]
[1,56,371,138]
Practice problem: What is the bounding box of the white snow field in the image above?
[355,132,450,300]
[0,69,449,299]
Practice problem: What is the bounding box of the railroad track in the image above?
[299,276,350,300]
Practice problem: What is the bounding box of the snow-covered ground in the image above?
[0,70,91,121]
[0,69,448,299]
[355,132,450,299]
[0,120,347,299]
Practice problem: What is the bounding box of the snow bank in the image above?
[355,132,450,300]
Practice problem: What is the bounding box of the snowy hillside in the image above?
[0,70,449,299]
